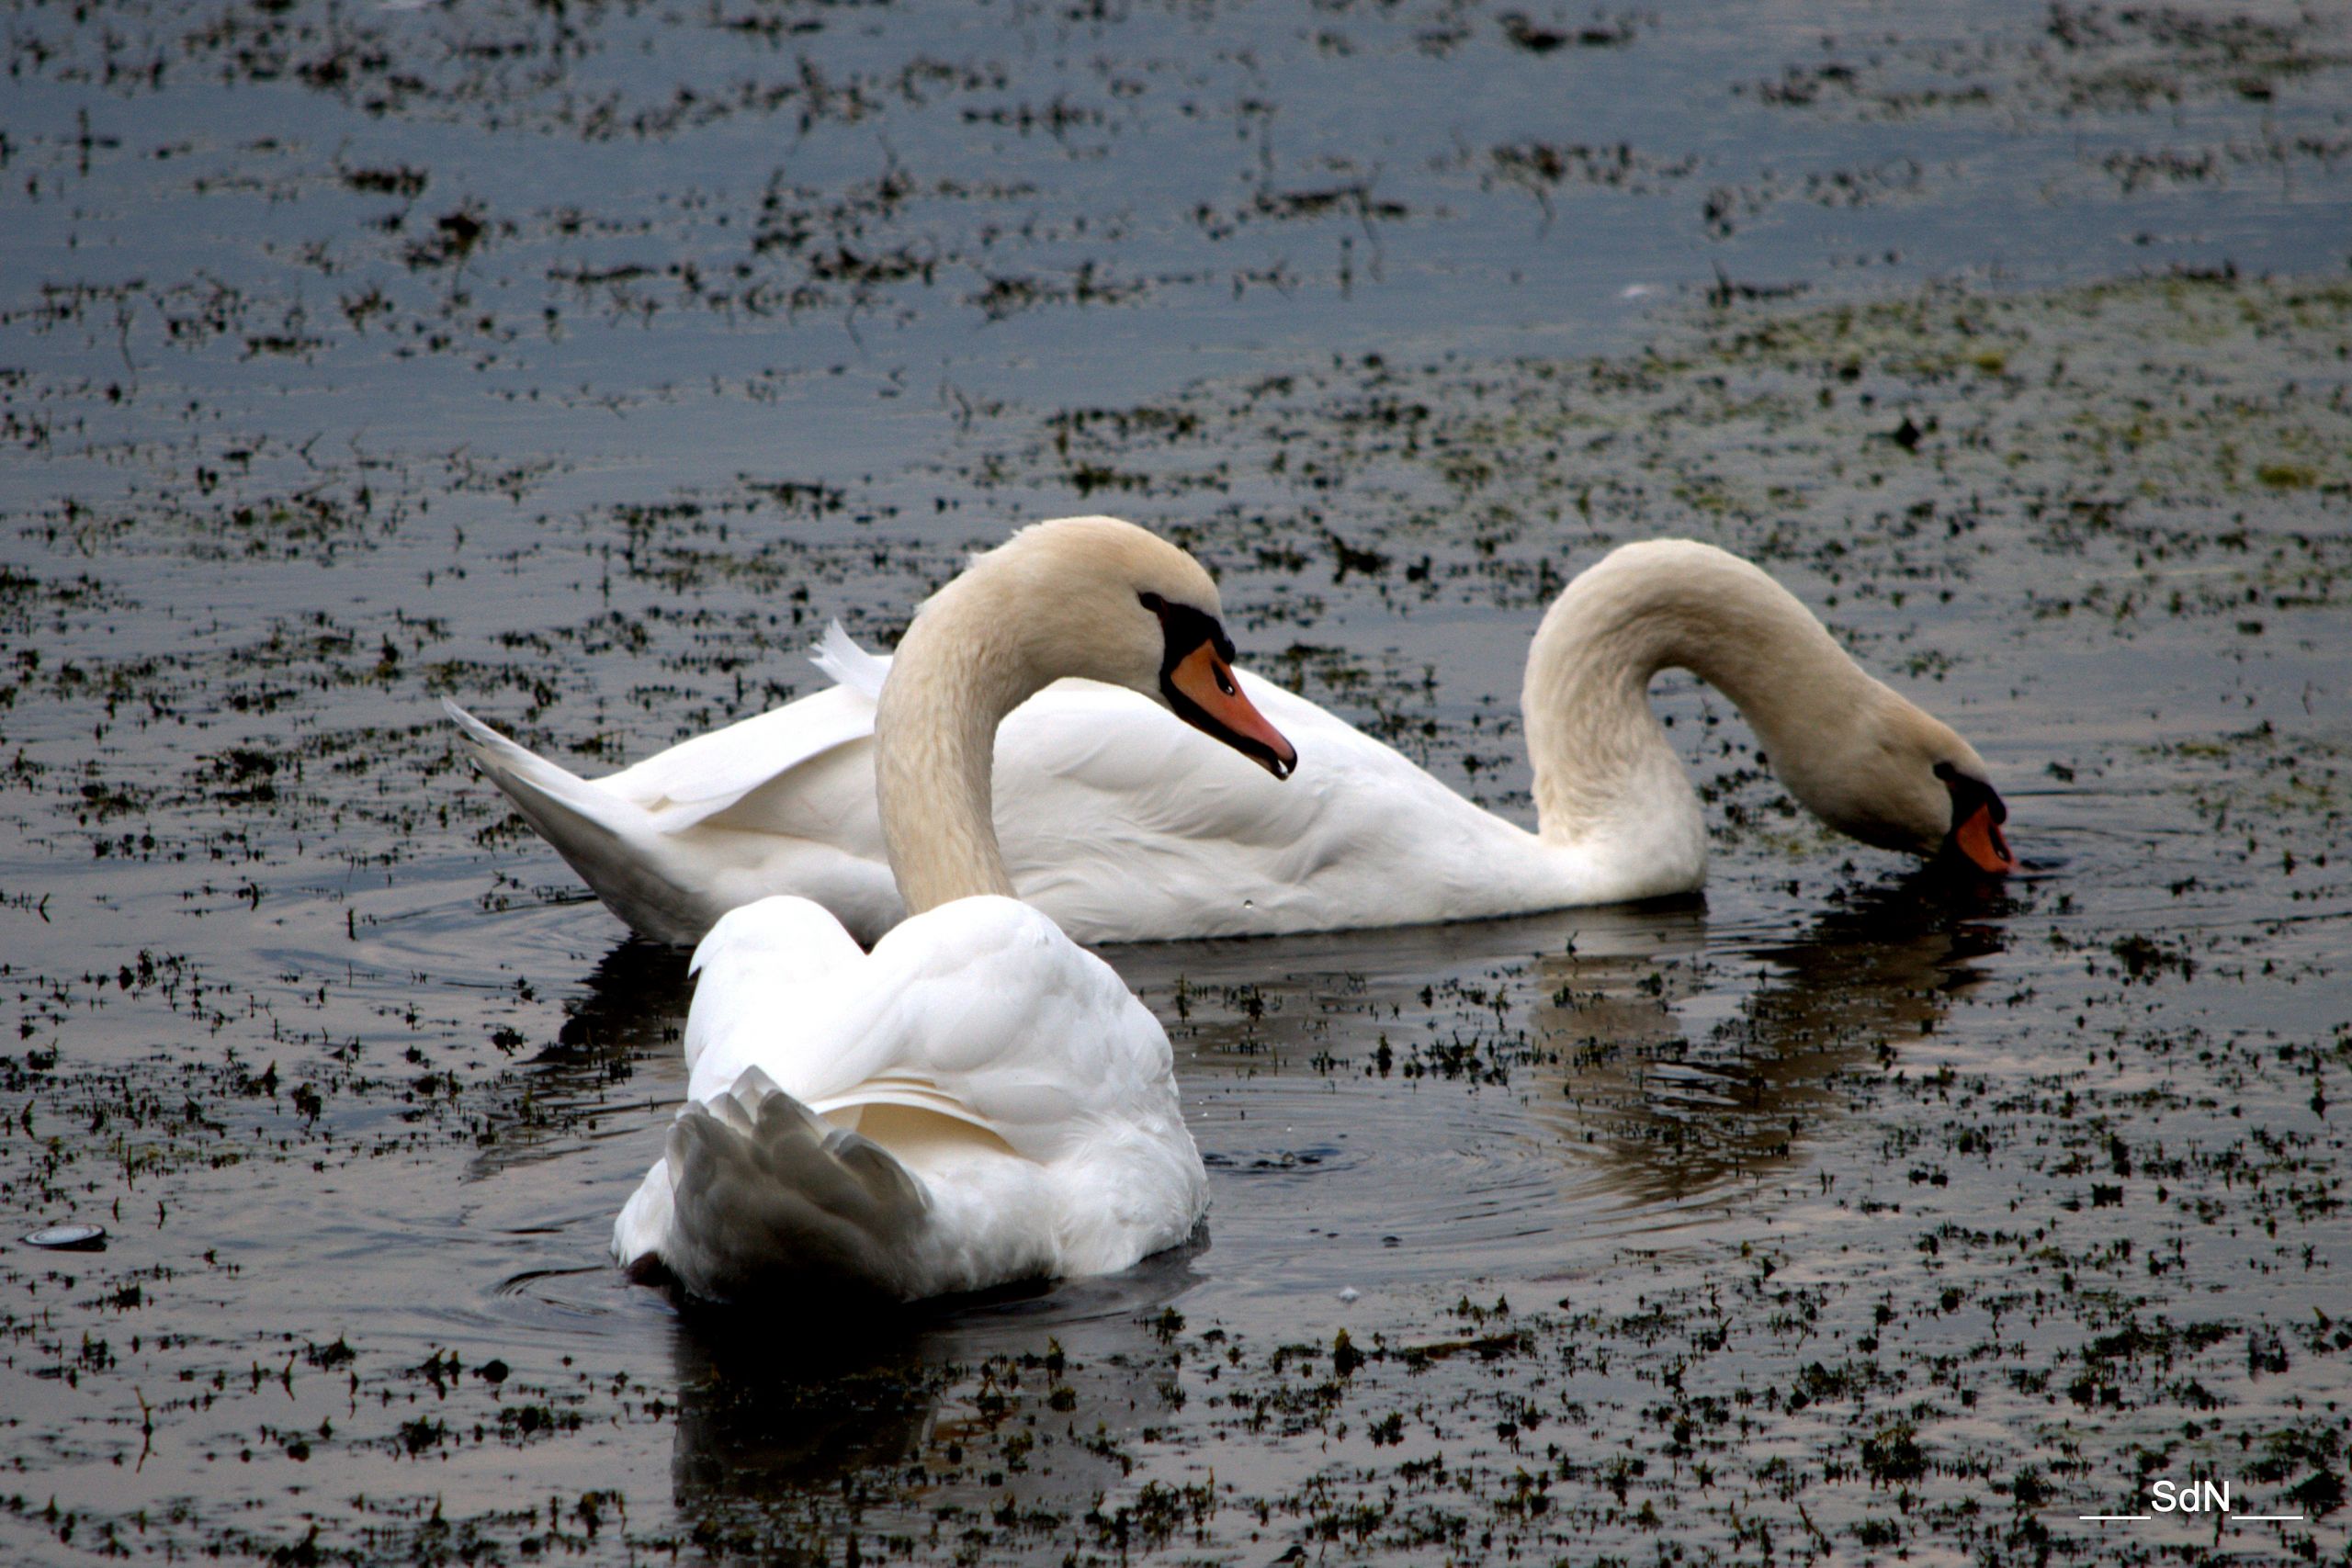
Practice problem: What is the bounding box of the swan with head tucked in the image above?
[450,533,2011,947]
[606,517,1295,1303]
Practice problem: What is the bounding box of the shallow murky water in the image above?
[4,0,2350,1562]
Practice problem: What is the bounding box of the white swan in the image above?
[607,516,1295,1303]
[451,533,2012,947]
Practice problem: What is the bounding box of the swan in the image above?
[450,534,2012,947]
[607,516,1294,1303]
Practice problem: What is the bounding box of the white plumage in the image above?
[613,894,1203,1303]
[598,516,1296,1303]
[452,539,2012,948]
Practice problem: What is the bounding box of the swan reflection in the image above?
[503,870,2014,1255]
[479,868,2014,1539]
[1109,869,2012,1238]
[1522,874,2009,1209]
[660,1247,1195,1559]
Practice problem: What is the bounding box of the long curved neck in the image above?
[872,575,1035,915]
[1522,542,1877,851]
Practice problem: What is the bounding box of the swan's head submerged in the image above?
[1808,699,2017,874]
[953,515,1296,779]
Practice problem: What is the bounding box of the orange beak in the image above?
[1167,644,1296,780]
[1951,799,2018,875]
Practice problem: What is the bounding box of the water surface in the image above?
[3,0,2349,1561]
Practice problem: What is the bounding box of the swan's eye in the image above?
[1934,761,2007,824]
[1138,592,1166,614]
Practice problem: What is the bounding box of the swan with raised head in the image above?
[606,517,1295,1303]
[450,533,2012,947]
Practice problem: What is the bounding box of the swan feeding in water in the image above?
[451,532,2011,947]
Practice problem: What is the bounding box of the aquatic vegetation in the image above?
[1,0,2347,1558]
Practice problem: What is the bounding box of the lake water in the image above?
[3,0,2348,1561]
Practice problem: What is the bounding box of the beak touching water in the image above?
[1167,643,1297,780]
[1951,798,2018,875]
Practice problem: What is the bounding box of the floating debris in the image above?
[21,1223,107,1251]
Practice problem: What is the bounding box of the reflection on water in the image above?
[498,874,2016,1254]
[0,0,2335,1544]
[469,873,2014,1550]
[464,937,693,1183]
[662,1249,1195,1559]
[554,938,698,1057]
[1528,873,2012,1209]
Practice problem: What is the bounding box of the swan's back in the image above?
[620,894,1204,1302]
[992,671,1565,939]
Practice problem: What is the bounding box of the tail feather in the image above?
[658,1067,932,1303]
[442,698,608,825]
[443,698,710,943]
[443,698,622,825]
[809,622,889,702]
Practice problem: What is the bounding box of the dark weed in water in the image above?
[3,0,2350,1562]
[1,262,2346,1566]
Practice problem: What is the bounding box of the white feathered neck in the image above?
[872,517,1222,917]
[1523,540,1965,856]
